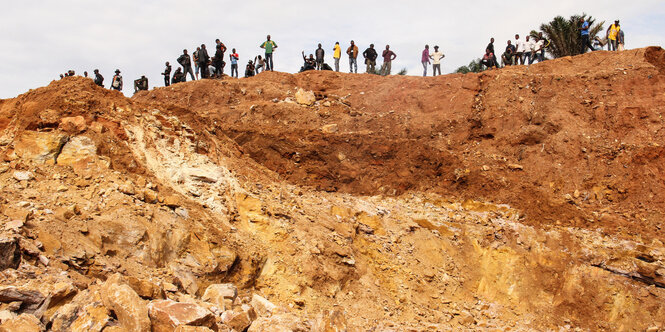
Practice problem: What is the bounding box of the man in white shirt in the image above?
[430,45,445,76]
[514,34,526,65]
[528,36,544,65]
[524,35,534,65]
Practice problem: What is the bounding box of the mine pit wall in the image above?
[0,48,663,330]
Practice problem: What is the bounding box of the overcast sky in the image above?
[1,0,664,99]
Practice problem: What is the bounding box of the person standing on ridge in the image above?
[363,44,378,73]
[333,42,341,72]
[421,45,431,76]
[111,69,123,91]
[214,39,227,76]
[230,49,239,78]
[606,20,620,51]
[580,17,595,54]
[93,69,104,87]
[430,46,445,76]
[162,62,172,87]
[617,23,625,51]
[347,40,359,73]
[193,47,201,80]
[315,43,325,70]
[198,44,210,78]
[177,49,195,81]
[380,45,396,75]
[260,35,277,71]
[538,32,549,61]
[486,38,499,68]
[514,34,525,65]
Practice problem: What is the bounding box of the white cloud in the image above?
[0,0,663,98]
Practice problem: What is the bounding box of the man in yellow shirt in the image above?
[333,42,341,72]
[606,20,621,51]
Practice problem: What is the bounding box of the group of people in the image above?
[165,35,277,86]
[481,33,550,70]
[482,18,625,70]
[300,41,399,75]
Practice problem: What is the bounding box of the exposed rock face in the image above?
[0,238,20,270]
[147,299,217,332]
[0,48,664,331]
[100,274,150,332]
[0,313,43,332]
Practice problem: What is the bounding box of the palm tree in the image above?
[535,14,604,58]
[455,59,483,74]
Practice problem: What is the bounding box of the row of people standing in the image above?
[319,41,397,75]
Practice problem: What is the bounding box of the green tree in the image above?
[535,13,604,58]
[455,59,483,74]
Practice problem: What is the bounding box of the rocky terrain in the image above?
[0,47,664,331]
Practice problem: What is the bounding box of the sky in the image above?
[1,0,664,99]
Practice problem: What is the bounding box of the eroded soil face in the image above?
[0,47,664,331]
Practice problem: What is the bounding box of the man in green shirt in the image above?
[260,35,278,71]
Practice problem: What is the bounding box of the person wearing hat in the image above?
[606,20,621,51]
[111,69,123,91]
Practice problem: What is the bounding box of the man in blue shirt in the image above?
[580,18,594,54]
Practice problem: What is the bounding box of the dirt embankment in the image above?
[0,47,663,331]
[137,46,665,240]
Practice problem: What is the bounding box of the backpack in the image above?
[112,75,121,88]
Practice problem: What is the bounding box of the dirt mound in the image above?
[0,48,664,331]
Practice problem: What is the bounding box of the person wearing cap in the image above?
[333,42,341,72]
[430,46,445,76]
[362,44,378,73]
[606,20,621,51]
[93,69,104,87]
[111,69,123,91]
[245,60,255,78]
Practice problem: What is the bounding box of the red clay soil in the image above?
[132,46,665,242]
[2,47,663,242]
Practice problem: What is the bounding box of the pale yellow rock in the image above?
[295,88,316,106]
[100,274,150,332]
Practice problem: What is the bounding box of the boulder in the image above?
[0,313,43,332]
[0,237,20,270]
[56,136,101,175]
[59,116,87,134]
[321,124,339,134]
[13,131,68,164]
[250,294,276,317]
[174,327,215,332]
[163,195,180,208]
[313,309,348,332]
[295,88,316,106]
[221,310,251,332]
[13,171,34,181]
[100,274,150,332]
[69,305,112,332]
[201,284,237,310]
[148,299,216,332]
[0,287,45,312]
[248,313,308,332]
[127,277,165,299]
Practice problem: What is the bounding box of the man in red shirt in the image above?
[380,45,396,75]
